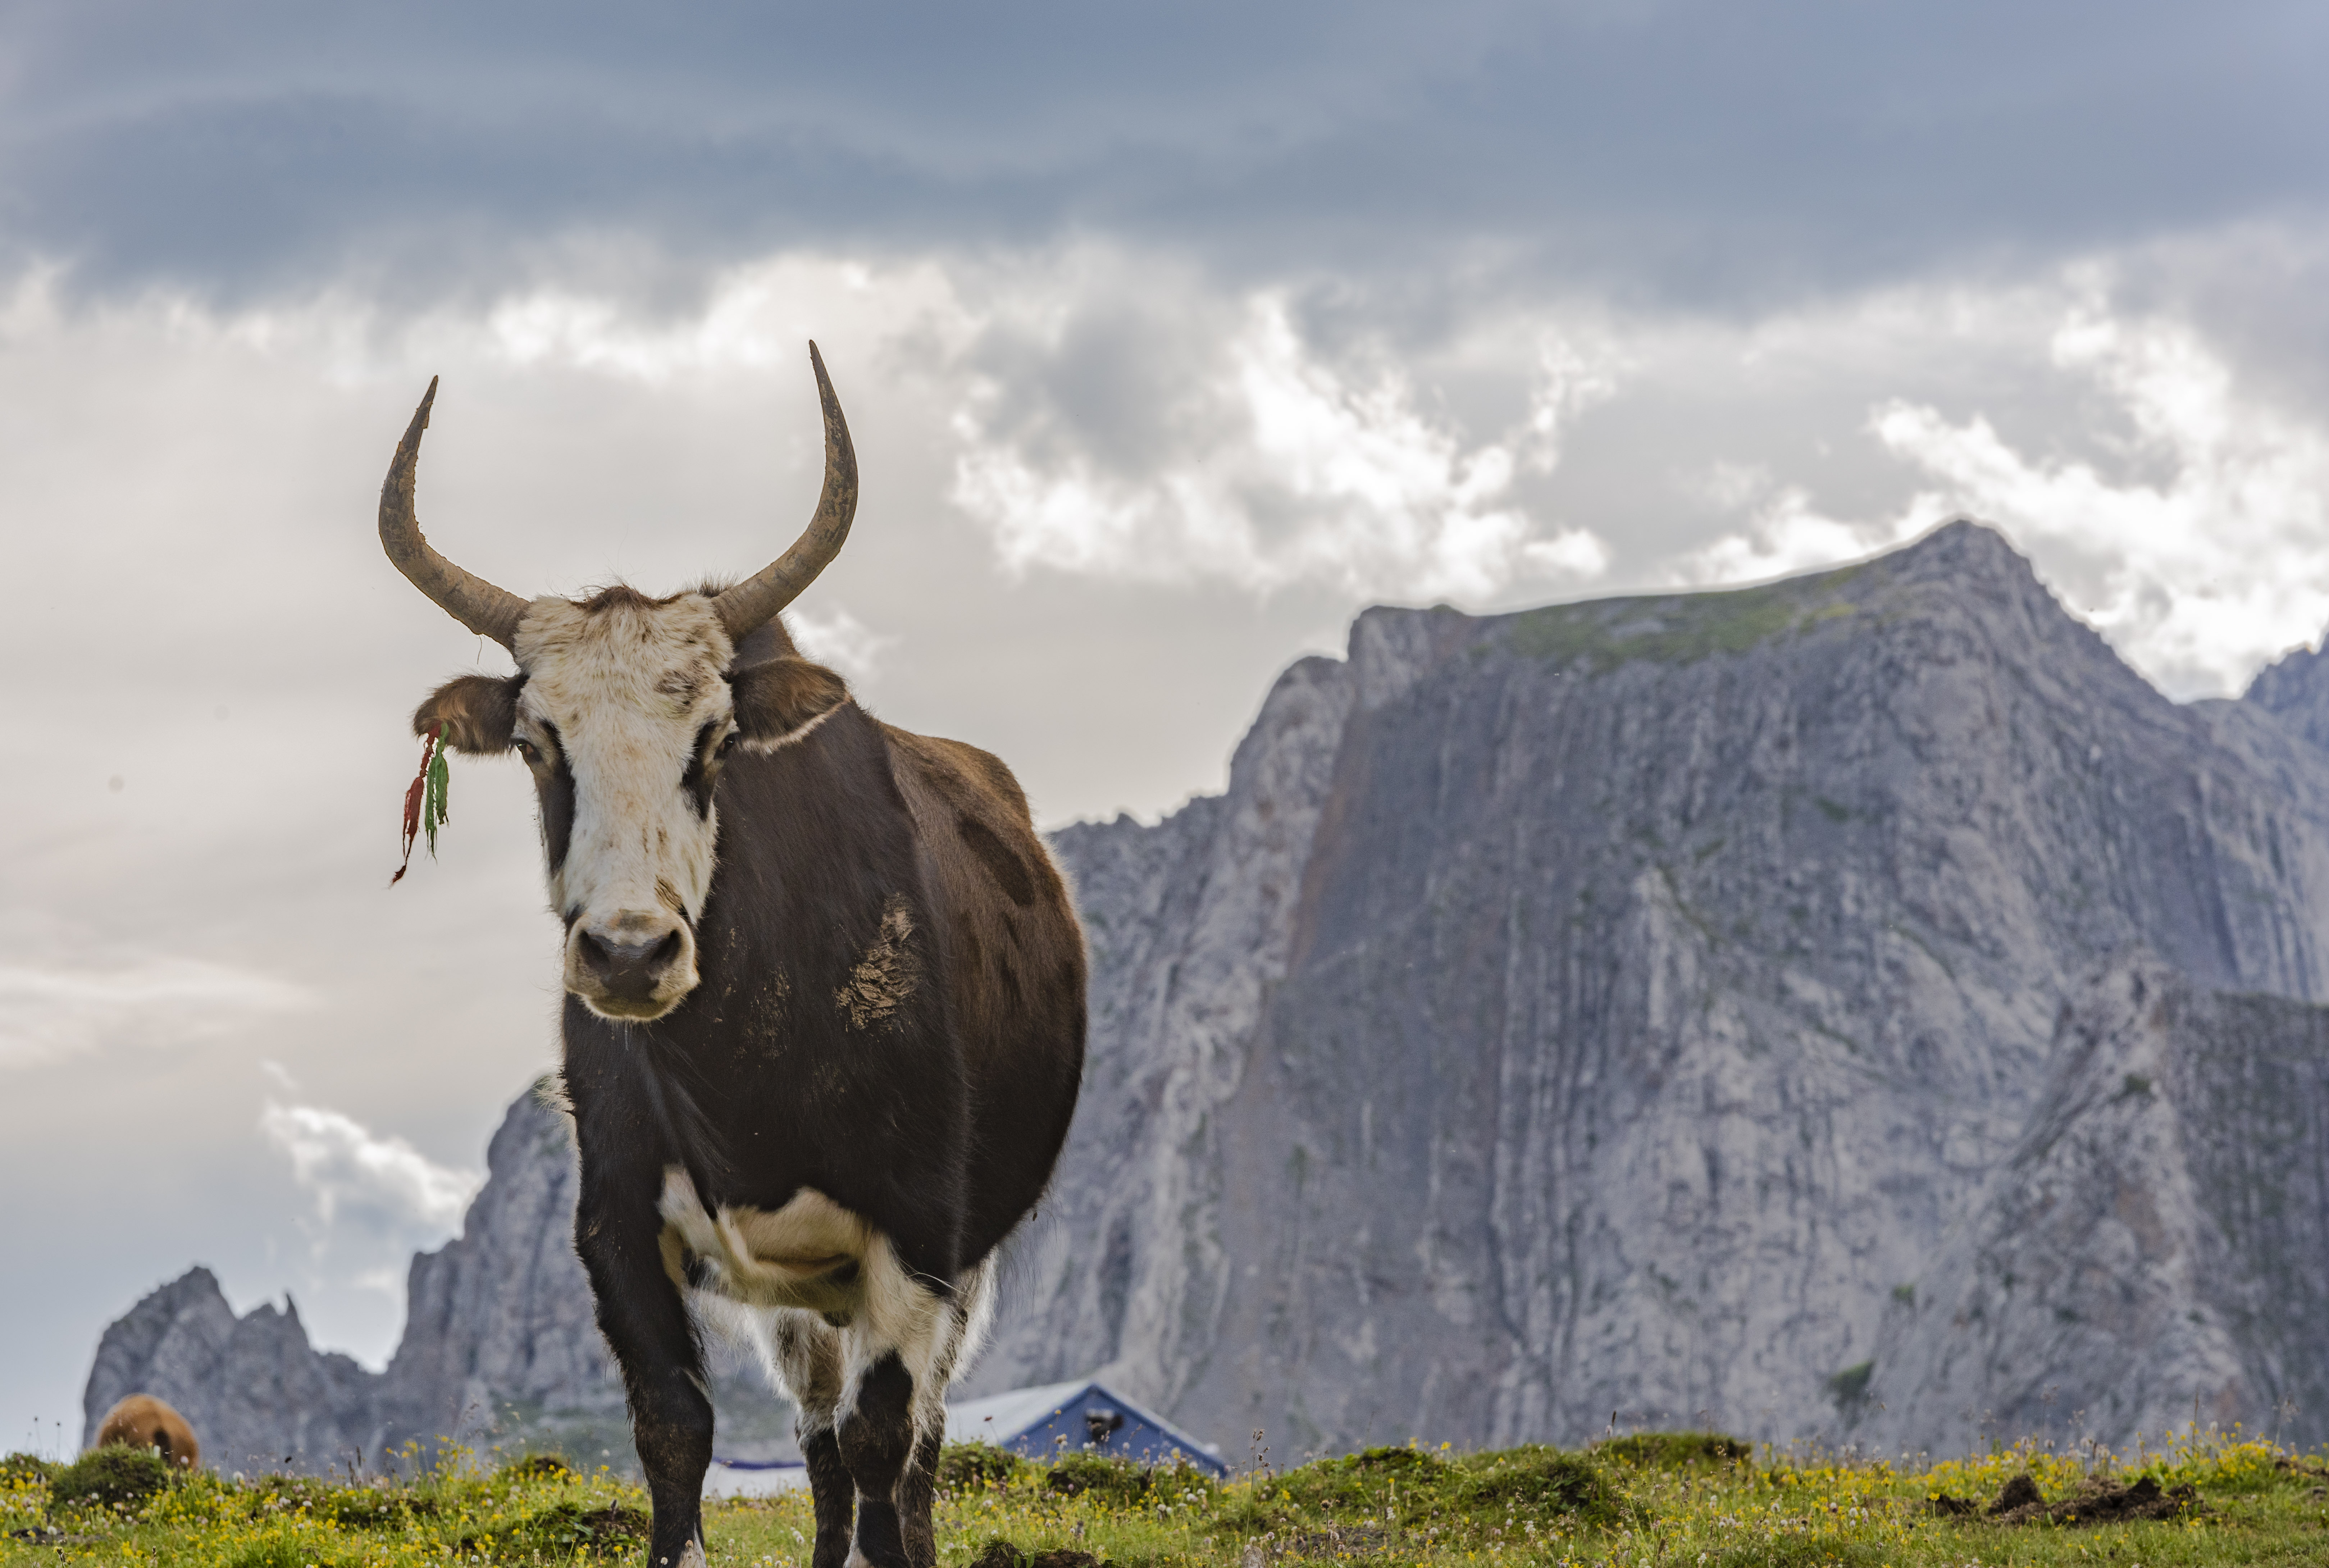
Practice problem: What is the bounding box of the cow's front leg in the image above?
[575,1176,712,1567]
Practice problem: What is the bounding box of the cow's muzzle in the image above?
[565,910,699,1021]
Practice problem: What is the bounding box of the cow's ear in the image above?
[415,675,523,754]
[731,657,849,744]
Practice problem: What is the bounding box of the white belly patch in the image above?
[657,1168,871,1316]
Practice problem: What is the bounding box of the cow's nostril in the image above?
[649,929,684,972]
[576,930,616,977]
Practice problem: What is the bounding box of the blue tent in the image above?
[943,1377,1227,1476]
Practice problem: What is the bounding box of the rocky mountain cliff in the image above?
[971,519,2329,1457]
[86,519,2329,1467]
[1859,954,2329,1455]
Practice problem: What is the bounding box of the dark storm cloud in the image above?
[4,0,2323,306]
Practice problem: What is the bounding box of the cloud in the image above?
[1870,287,2329,697]
[787,605,897,683]
[0,957,313,1069]
[1675,469,1934,588]
[472,255,968,384]
[951,295,1611,601]
[259,1095,482,1261]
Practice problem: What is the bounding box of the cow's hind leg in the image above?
[839,1346,921,1568]
[894,1260,995,1568]
[839,1254,996,1568]
[834,1245,992,1568]
[894,1423,944,1568]
[773,1313,853,1568]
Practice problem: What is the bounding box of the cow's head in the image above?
[383,346,857,1022]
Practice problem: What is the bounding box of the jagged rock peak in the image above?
[80,1266,236,1444]
[81,1266,378,1474]
[2244,630,2329,751]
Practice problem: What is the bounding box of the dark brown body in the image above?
[883,722,1088,1249]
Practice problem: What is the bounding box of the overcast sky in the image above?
[7,1,2329,1451]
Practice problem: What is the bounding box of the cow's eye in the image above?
[716,731,740,759]
[515,738,540,763]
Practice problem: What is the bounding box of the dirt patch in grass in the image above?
[1987,1473,2045,1515]
[1925,1470,2204,1527]
[2005,1474,2202,1526]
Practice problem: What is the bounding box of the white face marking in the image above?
[513,593,738,1021]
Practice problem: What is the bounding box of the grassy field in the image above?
[5,1423,2324,1567]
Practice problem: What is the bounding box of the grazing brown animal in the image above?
[94,1395,199,1471]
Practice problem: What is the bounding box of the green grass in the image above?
[4,1426,2324,1566]
[1500,565,1867,672]
[1590,1431,1751,1469]
[44,1447,173,1510]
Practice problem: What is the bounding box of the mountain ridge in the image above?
[970,518,2329,1453]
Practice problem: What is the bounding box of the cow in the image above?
[94,1394,200,1472]
[376,346,1086,1568]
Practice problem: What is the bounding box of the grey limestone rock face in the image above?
[976,520,2329,1457]
[1859,955,2329,1455]
[2244,634,2329,753]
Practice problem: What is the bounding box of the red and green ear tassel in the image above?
[390,723,452,886]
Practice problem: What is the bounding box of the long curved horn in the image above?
[715,342,858,642]
[378,378,529,651]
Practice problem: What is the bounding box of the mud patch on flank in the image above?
[835,896,921,1031]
